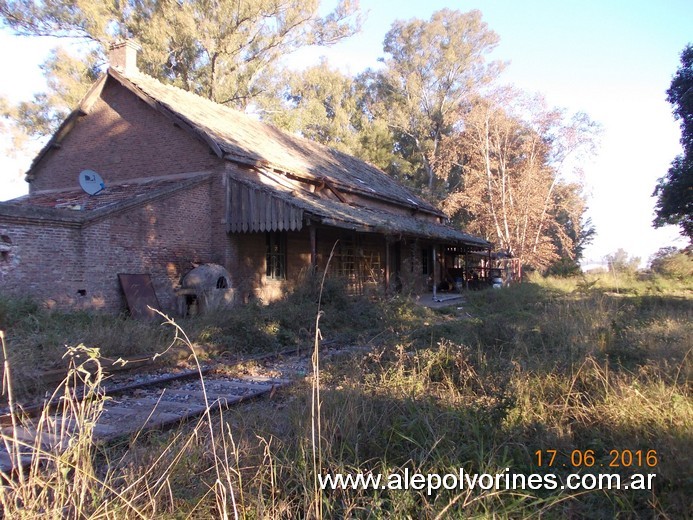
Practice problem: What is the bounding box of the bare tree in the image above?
[442,89,599,270]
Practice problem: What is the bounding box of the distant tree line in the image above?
[0,0,602,273]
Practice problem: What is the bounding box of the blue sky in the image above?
[1,0,691,265]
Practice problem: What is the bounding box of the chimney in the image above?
[108,40,141,75]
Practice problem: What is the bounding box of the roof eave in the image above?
[1,173,211,226]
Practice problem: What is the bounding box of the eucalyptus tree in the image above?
[0,0,362,140]
[441,89,599,270]
[130,0,362,106]
[359,9,502,197]
[261,59,403,173]
[263,58,363,153]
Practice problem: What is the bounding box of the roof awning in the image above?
[225,176,490,248]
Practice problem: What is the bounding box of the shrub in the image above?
[649,247,693,280]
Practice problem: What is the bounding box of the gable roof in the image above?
[19,66,490,248]
[88,68,442,217]
[225,170,490,246]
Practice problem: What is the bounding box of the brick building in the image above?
[0,41,490,315]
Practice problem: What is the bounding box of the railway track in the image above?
[0,348,312,475]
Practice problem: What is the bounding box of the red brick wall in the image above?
[30,78,222,193]
[0,181,216,313]
[228,229,314,304]
[3,75,446,314]
[0,222,83,309]
[225,226,396,303]
[80,180,216,312]
[2,200,407,312]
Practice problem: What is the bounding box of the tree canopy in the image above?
[358,9,502,195]
[653,43,693,241]
[261,60,403,173]
[0,0,362,131]
[440,89,599,270]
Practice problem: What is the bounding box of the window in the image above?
[333,239,357,281]
[266,232,287,280]
[422,248,432,275]
[326,237,383,294]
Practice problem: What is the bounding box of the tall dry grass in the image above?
[0,321,248,519]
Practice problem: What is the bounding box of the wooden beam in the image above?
[385,239,391,293]
[310,225,317,269]
[432,245,438,300]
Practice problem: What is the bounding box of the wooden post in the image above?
[487,248,492,283]
[432,244,437,300]
[309,224,317,269]
[464,248,470,290]
[385,239,391,293]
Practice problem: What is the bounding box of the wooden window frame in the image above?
[266,231,287,280]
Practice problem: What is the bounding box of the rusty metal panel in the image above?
[118,274,161,319]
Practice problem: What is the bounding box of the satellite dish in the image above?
[78,169,105,195]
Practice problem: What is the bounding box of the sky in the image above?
[0,0,691,267]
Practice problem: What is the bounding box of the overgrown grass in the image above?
[0,328,246,519]
[0,271,690,518]
[0,275,384,398]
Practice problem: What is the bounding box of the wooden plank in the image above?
[256,196,262,232]
[249,188,257,232]
[272,198,279,231]
[264,193,272,232]
[292,207,303,231]
[167,390,246,407]
[241,186,249,233]
[224,173,230,230]
[229,183,239,232]
[1,426,46,448]
[277,198,285,231]
[235,185,243,232]
[238,186,246,233]
[254,191,263,232]
[94,406,182,432]
[132,398,208,416]
[239,376,291,385]
[0,451,33,474]
[169,379,277,394]
[226,179,306,234]
[92,423,125,439]
[207,379,278,390]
